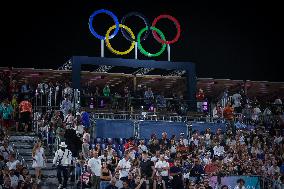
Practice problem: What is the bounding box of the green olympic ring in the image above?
[137,26,167,57]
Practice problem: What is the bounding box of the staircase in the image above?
[9,132,77,189]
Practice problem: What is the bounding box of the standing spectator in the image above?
[144,87,154,109]
[232,91,242,113]
[1,99,13,133]
[88,150,102,189]
[52,142,73,189]
[82,138,90,160]
[154,154,169,184]
[9,80,19,99]
[63,82,73,100]
[31,140,46,184]
[100,162,112,189]
[103,85,111,97]
[116,153,131,181]
[251,105,262,124]
[19,96,32,133]
[11,95,19,132]
[196,88,205,112]
[170,159,183,189]
[140,151,155,180]
[55,81,63,106]
[0,140,14,161]
[221,88,229,108]
[20,80,31,100]
[60,96,72,118]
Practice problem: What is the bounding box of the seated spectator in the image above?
[213,143,225,159]
[0,140,14,162]
[106,178,118,189]
[6,153,20,171]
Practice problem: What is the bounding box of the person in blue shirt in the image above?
[1,99,14,133]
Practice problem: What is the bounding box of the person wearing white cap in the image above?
[53,142,73,189]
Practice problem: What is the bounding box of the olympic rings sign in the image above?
[88,9,181,57]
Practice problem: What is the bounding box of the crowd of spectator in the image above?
[1,71,284,189]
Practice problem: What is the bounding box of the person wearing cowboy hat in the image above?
[53,142,73,189]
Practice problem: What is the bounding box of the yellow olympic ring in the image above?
[105,24,135,55]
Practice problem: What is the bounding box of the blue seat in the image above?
[101,143,106,150]
[112,143,117,149]
[96,138,102,143]
[118,138,124,145]
[92,144,96,149]
[118,150,123,158]
[107,138,113,144]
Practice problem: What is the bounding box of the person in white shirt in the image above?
[232,92,242,113]
[99,149,112,165]
[189,133,199,147]
[83,128,91,144]
[88,150,102,189]
[0,140,14,161]
[155,154,169,181]
[64,110,74,128]
[60,96,72,118]
[251,105,261,122]
[268,161,280,176]
[274,133,283,145]
[6,153,20,171]
[234,178,246,189]
[116,153,131,180]
[150,151,160,163]
[180,133,188,146]
[52,142,73,189]
[138,140,148,154]
[213,143,225,158]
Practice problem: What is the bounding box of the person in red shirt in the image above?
[223,102,234,121]
[124,137,136,151]
[196,89,205,101]
[19,96,32,132]
[204,159,219,176]
[196,89,205,112]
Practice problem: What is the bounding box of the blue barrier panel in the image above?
[191,122,226,134]
[139,121,187,139]
[207,176,260,189]
[95,119,134,138]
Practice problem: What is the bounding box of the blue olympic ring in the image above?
[88,9,120,40]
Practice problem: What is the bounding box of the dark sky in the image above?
[0,1,282,81]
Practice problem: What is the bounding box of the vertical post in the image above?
[101,39,104,58]
[167,44,171,61]
[133,76,137,92]
[135,42,138,59]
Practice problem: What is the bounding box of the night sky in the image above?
[0,1,282,81]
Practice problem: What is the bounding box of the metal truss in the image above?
[94,65,113,73]
[132,68,154,76]
[58,59,72,70]
[164,70,186,77]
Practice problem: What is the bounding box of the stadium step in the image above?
[9,132,63,187]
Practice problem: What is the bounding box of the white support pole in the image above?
[135,42,138,59]
[101,39,104,58]
[167,44,171,61]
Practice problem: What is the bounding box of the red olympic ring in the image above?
[152,14,181,45]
